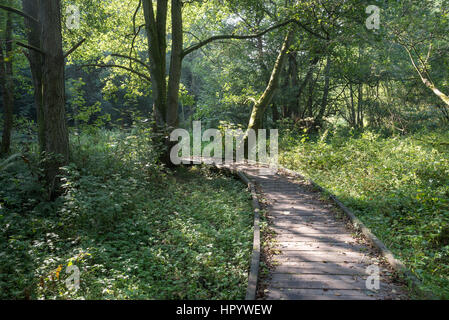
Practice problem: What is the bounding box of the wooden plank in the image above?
[272,225,347,234]
[273,250,371,263]
[272,262,370,275]
[269,274,368,290]
[274,241,367,252]
[266,288,376,300]
[275,233,356,242]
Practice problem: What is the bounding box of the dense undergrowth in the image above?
[280,126,449,298]
[0,127,253,299]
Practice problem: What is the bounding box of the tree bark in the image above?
[143,0,167,126]
[246,31,293,133]
[297,56,319,119]
[39,0,69,189]
[0,10,14,156]
[166,0,182,128]
[314,56,331,128]
[22,0,45,152]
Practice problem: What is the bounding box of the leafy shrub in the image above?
[280,128,449,298]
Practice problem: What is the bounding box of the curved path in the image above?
[233,163,408,300]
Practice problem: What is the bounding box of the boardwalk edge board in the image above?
[278,166,436,300]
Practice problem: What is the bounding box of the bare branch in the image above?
[16,41,44,55]
[110,53,151,70]
[182,19,296,58]
[0,5,39,25]
[64,38,86,58]
[80,64,151,82]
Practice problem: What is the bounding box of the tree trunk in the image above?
[287,51,298,118]
[39,0,69,190]
[272,102,279,124]
[246,31,293,133]
[349,82,356,127]
[314,56,331,128]
[357,83,363,128]
[0,10,14,156]
[143,0,168,126]
[22,0,45,152]
[297,56,320,119]
[166,0,182,129]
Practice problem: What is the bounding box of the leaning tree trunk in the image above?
[0,10,14,156]
[39,0,69,191]
[23,0,45,152]
[245,31,293,134]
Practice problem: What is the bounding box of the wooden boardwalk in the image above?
[236,164,407,300]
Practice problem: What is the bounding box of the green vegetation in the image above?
[280,128,449,298]
[0,129,253,299]
[1,0,449,300]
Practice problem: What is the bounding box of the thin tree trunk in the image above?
[287,51,298,118]
[22,0,45,152]
[297,56,320,119]
[272,102,279,124]
[357,83,363,128]
[0,10,14,155]
[315,56,331,128]
[349,82,356,127]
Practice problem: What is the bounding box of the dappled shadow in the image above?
[233,163,408,300]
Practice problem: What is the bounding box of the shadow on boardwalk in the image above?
[238,164,408,300]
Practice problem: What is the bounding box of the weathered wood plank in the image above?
[266,288,376,300]
[271,262,370,275]
[269,274,368,290]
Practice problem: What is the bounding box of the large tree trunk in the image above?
[0,10,14,156]
[143,0,168,126]
[39,0,69,190]
[22,0,45,152]
[143,0,183,165]
[246,31,293,133]
[166,0,182,129]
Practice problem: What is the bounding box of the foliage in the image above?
[280,128,449,298]
[0,129,253,299]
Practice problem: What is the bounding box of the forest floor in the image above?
[0,131,255,300]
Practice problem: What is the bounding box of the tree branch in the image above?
[64,38,86,58]
[16,41,44,55]
[182,19,296,58]
[110,53,151,70]
[0,5,39,25]
[80,64,151,82]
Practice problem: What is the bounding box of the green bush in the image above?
[280,128,449,298]
[0,127,253,299]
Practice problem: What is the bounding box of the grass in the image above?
[0,128,253,299]
[279,127,449,298]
